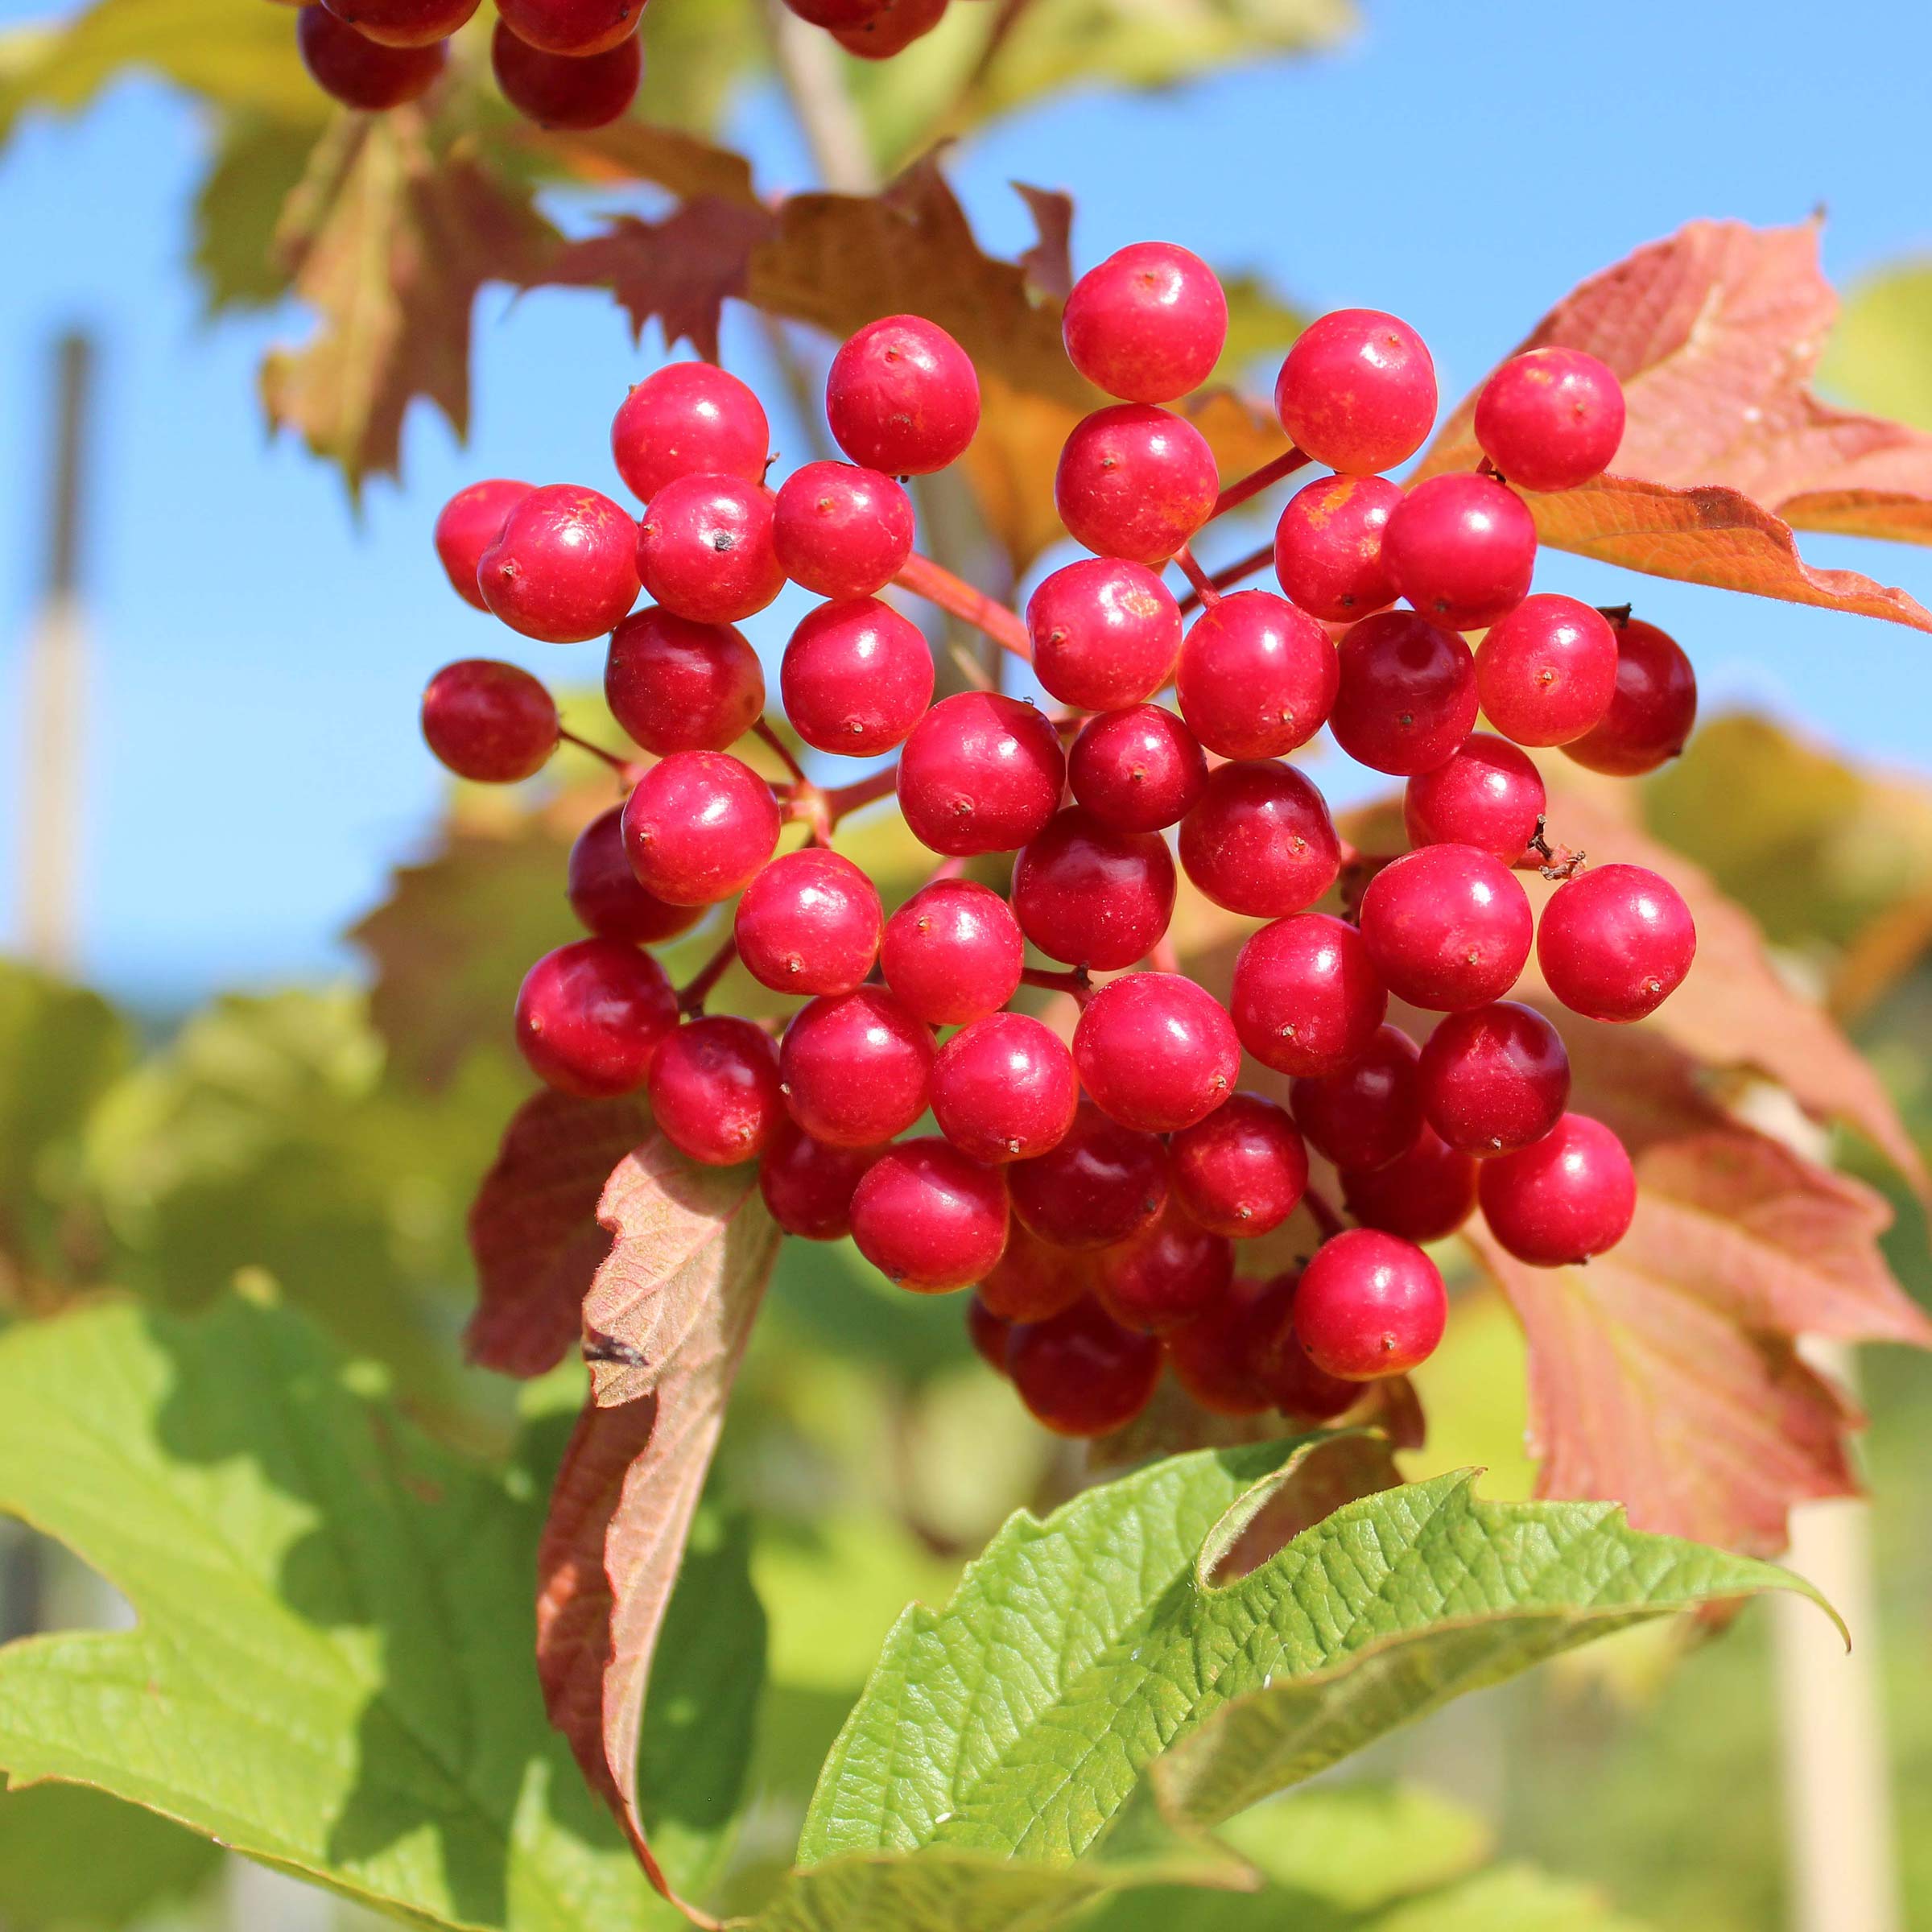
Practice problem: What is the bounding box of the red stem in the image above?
[1208,445,1311,522]
[1173,543,1220,609]
[1021,964,1093,1005]
[754,718,807,785]
[558,727,631,773]
[1303,1183,1347,1243]
[678,935,738,1015]
[1176,540,1274,615]
[822,764,901,822]
[894,552,1032,663]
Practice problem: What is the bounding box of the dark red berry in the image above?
[733,848,883,996]
[1289,1023,1423,1173]
[421,659,558,782]
[1163,1280,1269,1416]
[1178,758,1340,919]
[490,22,638,127]
[826,316,979,475]
[514,938,677,1098]
[1359,844,1534,1010]
[830,0,946,56]
[772,462,914,599]
[851,1138,1009,1292]
[1073,972,1240,1133]
[778,0,882,26]
[1231,912,1389,1079]
[1008,1100,1167,1251]
[976,1220,1091,1322]
[605,607,763,754]
[1007,1298,1162,1437]
[879,879,1024,1026]
[1067,705,1206,833]
[493,0,635,55]
[966,1294,1013,1373]
[567,806,702,945]
[1341,1124,1477,1242]
[1062,241,1228,404]
[1055,404,1219,565]
[1026,559,1183,711]
[621,752,779,906]
[1255,1276,1362,1422]
[1011,807,1175,970]
[648,1017,784,1166]
[1479,1113,1636,1265]
[931,1012,1079,1164]
[611,363,769,506]
[1272,473,1401,621]
[435,479,530,610]
[1474,347,1626,493]
[1404,733,1545,864]
[780,597,934,756]
[635,474,784,625]
[323,0,476,47]
[1167,1092,1307,1237]
[1175,589,1338,760]
[1274,310,1436,475]
[1476,594,1618,747]
[1331,610,1478,776]
[1538,862,1696,1022]
[779,987,934,1147]
[478,484,639,643]
[1418,1001,1570,1158]
[297,6,444,108]
[759,1125,881,1240]
[1293,1228,1447,1379]
[1383,474,1537,632]
[1092,1203,1234,1334]
[897,692,1064,857]
[1562,619,1697,777]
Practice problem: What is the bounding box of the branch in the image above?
[894,552,1033,662]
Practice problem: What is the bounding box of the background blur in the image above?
[2,1,1932,1928]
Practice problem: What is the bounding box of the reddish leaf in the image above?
[1012,181,1075,299]
[535,1133,780,1925]
[464,1090,650,1377]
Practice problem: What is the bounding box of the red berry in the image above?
[851,1139,1009,1292]
[1538,863,1696,1022]
[897,692,1064,857]
[880,879,1024,1026]
[297,6,444,108]
[1274,310,1436,475]
[1062,242,1228,404]
[491,22,638,127]
[826,316,980,475]
[1293,1228,1447,1380]
[605,607,763,754]
[759,1125,880,1240]
[966,1294,1013,1373]
[648,1017,784,1166]
[1272,473,1402,621]
[514,938,677,1098]
[435,479,531,609]
[734,848,883,997]
[1404,733,1545,864]
[1562,618,1697,777]
[322,0,476,47]
[931,1013,1079,1164]
[1093,1203,1234,1334]
[493,0,635,55]
[1008,1100,1167,1251]
[1475,593,1618,748]
[779,597,934,756]
[421,659,558,782]
[1255,1277,1361,1422]
[1011,807,1175,970]
[635,474,784,625]
[1164,1279,1271,1416]
[1474,347,1626,493]
[1478,1113,1636,1265]
[1055,404,1219,565]
[611,364,769,506]
[778,987,934,1147]
[1359,844,1534,1011]
[567,806,702,945]
[1289,1023,1423,1173]
[1418,1001,1570,1158]
[1073,972,1240,1133]
[976,1221,1091,1322]
[772,462,914,599]
[1382,474,1537,632]
[621,751,779,906]
[779,0,882,25]
[1231,913,1388,1078]
[1068,705,1206,833]
[1341,1124,1477,1242]
[830,0,946,56]
[1026,559,1183,710]
[1331,611,1477,776]
[1178,758,1340,919]
[1167,1092,1307,1237]
[1008,1298,1162,1437]
[478,484,640,643]
[1175,590,1338,760]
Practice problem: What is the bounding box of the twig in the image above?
[894,552,1033,662]
[678,935,739,1015]
[754,717,807,785]
[1176,540,1274,615]
[1208,445,1311,522]
[558,727,631,774]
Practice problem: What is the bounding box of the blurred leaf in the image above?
[1822,257,1932,435]
[0,1782,220,1930]
[1212,271,1304,389]
[1363,1863,1650,1932]
[192,114,316,313]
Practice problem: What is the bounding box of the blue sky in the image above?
[2,0,1930,1006]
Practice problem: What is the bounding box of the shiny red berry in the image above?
[1231,913,1388,1078]
[605,607,764,754]
[830,0,945,56]
[478,484,639,643]
[1093,1202,1234,1334]
[421,659,558,782]
[1294,1228,1447,1380]
[635,473,784,625]
[1331,610,1477,776]
[1272,473,1401,621]
[1255,1275,1362,1421]
[879,879,1024,1026]
[490,23,638,128]
[567,806,702,945]
[1055,404,1219,565]
[851,1139,1009,1291]
[611,363,770,506]
[1026,559,1183,711]
[1289,1023,1423,1173]
[1538,863,1696,1022]
[1474,347,1626,493]
[493,0,635,55]
[1175,589,1338,760]
[772,462,914,599]
[1383,474,1537,632]
[621,752,780,906]
[1011,807,1175,969]
[1341,1124,1477,1242]
[435,479,530,610]
[1274,309,1436,474]
[759,1125,881,1240]
[1062,241,1228,404]
[1164,1275,1277,1418]
[514,938,677,1098]
[733,848,883,997]
[779,987,934,1147]
[1008,1100,1167,1251]
[1007,1298,1162,1437]
[780,597,934,756]
[1403,733,1545,864]
[1166,1092,1307,1237]
[297,6,444,108]
[1562,618,1697,777]
[1178,758,1340,919]
[976,1220,1091,1322]
[1359,844,1534,1011]
[1067,705,1207,833]
[648,1017,784,1166]
[1073,972,1240,1133]
[1478,1113,1636,1265]
[323,0,476,47]
[931,1013,1079,1164]
[897,693,1064,857]
[1418,1001,1570,1158]
[1476,594,1618,747]
[826,316,979,475]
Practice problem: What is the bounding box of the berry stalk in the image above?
[892,551,1032,662]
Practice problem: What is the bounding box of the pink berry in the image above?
[1563,618,1697,777]
[759,1125,881,1240]
[1479,1113,1636,1265]
[780,597,934,756]
[779,987,934,1147]
[1359,844,1534,1011]
[635,473,784,625]
[1383,474,1537,632]
[931,1013,1079,1163]
[494,0,635,55]
[514,938,677,1098]
[1331,611,1477,776]
[976,1221,1091,1322]
[851,1139,1009,1292]
[435,480,531,610]
[1178,758,1340,919]
[605,607,764,754]
[1274,309,1436,475]
[298,6,444,108]
[1073,972,1240,1133]
[1289,1023,1423,1174]
[1272,473,1401,621]
[1418,1001,1570,1158]
[611,364,769,506]
[648,1017,784,1166]
[1230,913,1388,1078]
[567,806,702,945]
[1093,1203,1234,1334]
[1538,862,1696,1022]
[1068,705,1207,833]
[826,316,979,475]
[1008,1100,1167,1251]
[421,659,558,782]
[491,23,638,128]
[1167,1093,1307,1238]
[1011,807,1175,970]
[1474,347,1626,493]
[621,751,779,906]
[897,692,1064,857]
[879,879,1024,1026]
[1476,593,1618,747]
[478,484,639,643]
[1342,1124,1477,1242]
[1175,589,1338,760]
[323,0,476,47]
[1062,241,1228,404]
[1404,733,1545,864]
[1007,1298,1162,1437]
[733,848,883,997]
[1026,558,1183,711]
[772,461,914,599]
[1293,1228,1447,1380]
[1055,404,1219,565]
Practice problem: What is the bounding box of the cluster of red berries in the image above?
[421,240,1700,1442]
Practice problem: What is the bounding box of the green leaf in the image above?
[1361,1862,1651,1932]
[0,1290,713,1931]
[0,1782,221,1929]
[192,114,319,314]
[1822,258,1932,435]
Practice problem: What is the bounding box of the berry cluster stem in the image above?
[557,727,631,774]
[678,935,739,1016]
[1173,543,1220,608]
[893,551,1033,663]
[1020,964,1094,1005]
[754,717,808,784]
[1303,1183,1347,1243]
[1207,445,1311,522]
[1175,539,1274,615]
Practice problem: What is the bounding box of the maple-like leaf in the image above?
[535,1132,781,1926]
[1416,218,1932,630]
